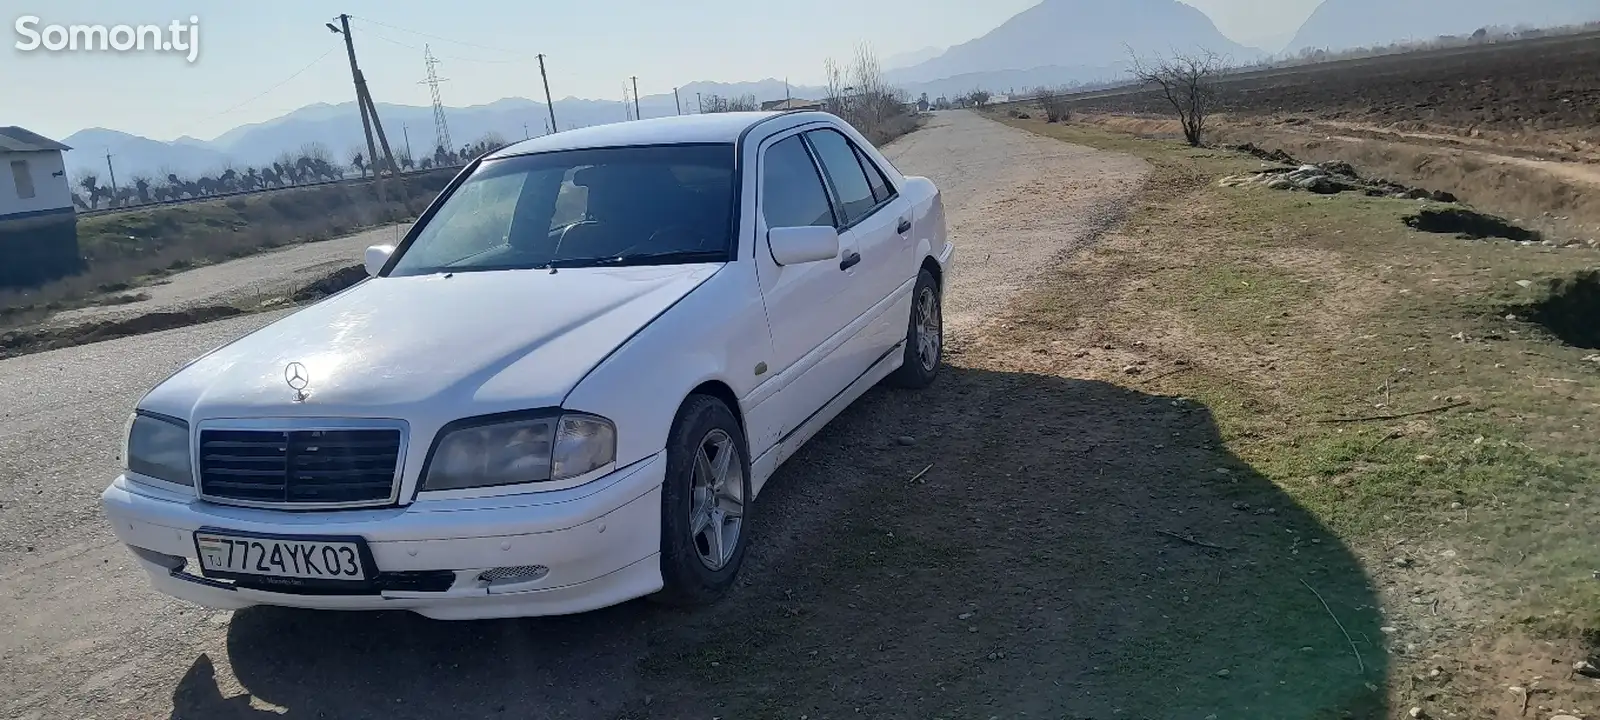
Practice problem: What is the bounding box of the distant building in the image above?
[0,126,81,288]
[760,98,826,112]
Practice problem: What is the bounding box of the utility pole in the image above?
[523,123,529,139]
[401,124,412,168]
[674,87,683,115]
[696,92,702,113]
[630,76,641,120]
[537,54,557,133]
[331,14,383,196]
[103,151,119,205]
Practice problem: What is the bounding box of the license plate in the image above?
[194,530,370,581]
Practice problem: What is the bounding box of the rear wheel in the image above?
[652,395,752,606]
[887,268,942,388]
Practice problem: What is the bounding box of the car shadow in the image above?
[176,364,1387,719]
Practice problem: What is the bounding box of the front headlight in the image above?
[124,412,193,486]
[422,412,616,491]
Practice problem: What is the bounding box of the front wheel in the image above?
[652,395,752,606]
[886,268,943,388]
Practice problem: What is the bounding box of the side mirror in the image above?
[364,244,395,277]
[767,226,840,266]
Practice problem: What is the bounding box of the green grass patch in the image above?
[995,113,1600,636]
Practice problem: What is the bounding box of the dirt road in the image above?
[0,111,1151,719]
[47,223,413,328]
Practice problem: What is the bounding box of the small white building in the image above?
[0,126,80,289]
[0,126,72,218]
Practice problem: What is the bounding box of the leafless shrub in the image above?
[822,43,918,145]
[1033,86,1072,123]
[700,94,759,113]
[1128,49,1226,147]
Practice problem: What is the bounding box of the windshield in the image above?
[388,143,736,275]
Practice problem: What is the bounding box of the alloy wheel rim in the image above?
[688,428,745,571]
[915,287,942,372]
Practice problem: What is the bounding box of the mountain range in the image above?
[58,0,1599,182]
[887,0,1261,88]
[1287,0,1600,52]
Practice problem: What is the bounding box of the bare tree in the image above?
[298,142,334,165]
[699,94,758,113]
[74,170,101,209]
[1128,48,1226,147]
[1033,86,1071,123]
[965,89,992,108]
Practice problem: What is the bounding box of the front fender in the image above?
[562,264,773,468]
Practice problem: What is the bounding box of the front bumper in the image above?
[99,452,665,620]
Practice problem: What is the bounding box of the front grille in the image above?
[198,428,401,507]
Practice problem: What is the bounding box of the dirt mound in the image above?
[1404,208,1541,242]
[0,305,245,357]
[1222,159,1461,201]
[1232,142,1300,165]
[0,263,370,359]
[1518,270,1600,349]
[291,265,366,302]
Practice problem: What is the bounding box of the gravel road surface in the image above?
[0,111,1146,719]
[48,224,412,327]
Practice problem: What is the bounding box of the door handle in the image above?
[839,251,861,271]
[897,218,912,234]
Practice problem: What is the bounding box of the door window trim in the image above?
[852,144,898,204]
[801,128,896,233]
[753,123,842,260]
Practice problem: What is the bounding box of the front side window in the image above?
[761,135,835,229]
[388,143,735,276]
[805,129,876,226]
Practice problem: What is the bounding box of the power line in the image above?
[170,46,339,139]
[348,15,517,55]
[364,29,523,64]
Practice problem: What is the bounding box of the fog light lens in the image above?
[478,565,549,585]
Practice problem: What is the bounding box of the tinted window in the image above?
[805,129,876,225]
[389,143,735,275]
[854,145,894,204]
[761,136,835,229]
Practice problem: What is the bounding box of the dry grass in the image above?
[1063,112,1600,246]
[990,112,1600,717]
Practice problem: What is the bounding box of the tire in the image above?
[651,394,753,606]
[886,268,943,388]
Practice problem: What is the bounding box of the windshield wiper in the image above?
[537,250,728,269]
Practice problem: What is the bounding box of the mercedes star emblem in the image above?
[284,362,310,401]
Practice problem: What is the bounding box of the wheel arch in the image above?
[686,380,745,434]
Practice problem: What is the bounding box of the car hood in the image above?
[140,264,720,423]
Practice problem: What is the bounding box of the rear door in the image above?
[803,128,915,360]
[752,131,864,441]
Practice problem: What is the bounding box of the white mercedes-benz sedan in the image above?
[100,110,952,620]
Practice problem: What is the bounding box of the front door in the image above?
[803,128,915,362]
[752,131,865,443]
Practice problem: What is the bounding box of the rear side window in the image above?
[805,129,876,226]
[761,135,835,229]
[854,145,894,204]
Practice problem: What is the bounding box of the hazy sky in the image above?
[3,0,1325,142]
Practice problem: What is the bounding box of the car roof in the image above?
[486,111,808,159]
